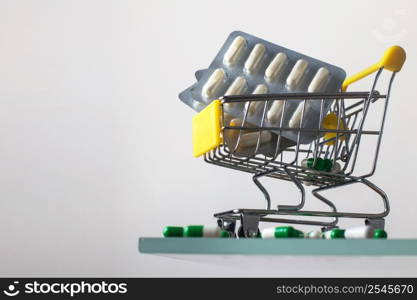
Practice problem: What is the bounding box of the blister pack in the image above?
[179,31,346,144]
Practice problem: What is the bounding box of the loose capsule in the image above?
[252,83,268,94]
[262,226,304,238]
[265,52,287,82]
[163,226,184,237]
[244,43,265,74]
[183,225,229,238]
[306,230,323,239]
[286,59,309,89]
[229,118,255,128]
[308,67,330,92]
[323,228,345,239]
[267,100,285,123]
[373,229,388,239]
[247,84,268,117]
[202,68,226,100]
[238,131,272,148]
[223,35,246,67]
[344,226,375,239]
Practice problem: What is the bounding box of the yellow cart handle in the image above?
[342,45,406,92]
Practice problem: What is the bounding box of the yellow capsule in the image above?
[322,113,347,145]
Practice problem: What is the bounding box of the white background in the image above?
[1,0,417,277]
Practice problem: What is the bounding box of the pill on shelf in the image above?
[223,35,247,67]
[373,229,388,239]
[163,226,184,237]
[323,228,345,239]
[267,100,285,123]
[238,131,272,148]
[183,225,229,238]
[308,67,330,92]
[202,68,226,100]
[306,230,323,239]
[286,59,309,89]
[261,226,304,238]
[244,43,266,74]
[247,84,268,117]
[265,52,287,82]
[344,226,375,239]
[225,76,247,96]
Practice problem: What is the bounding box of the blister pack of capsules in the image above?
[179,31,346,144]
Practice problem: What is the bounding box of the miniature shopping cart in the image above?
[192,46,406,237]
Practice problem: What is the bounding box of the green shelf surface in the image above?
[139,238,417,255]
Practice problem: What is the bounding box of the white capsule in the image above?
[202,226,224,237]
[286,59,309,89]
[239,131,272,148]
[265,52,287,82]
[225,76,247,96]
[247,84,268,117]
[230,118,255,128]
[223,36,246,67]
[289,102,308,128]
[308,67,330,92]
[267,100,285,123]
[244,43,265,74]
[344,226,375,239]
[202,68,226,100]
[261,227,276,239]
[306,230,322,239]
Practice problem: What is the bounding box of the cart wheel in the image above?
[237,225,261,238]
[217,219,236,237]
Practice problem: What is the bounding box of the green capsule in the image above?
[274,226,304,238]
[307,158,324,170]
[163,226,184,237]
[183,225,204,237]
[373,229,388,239]
[220,230,230,238]
[307,158,333,172]
[324,228,345,239]
[183,225,227,238]
[322,159,333,172]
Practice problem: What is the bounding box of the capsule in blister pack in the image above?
[179,31,346,144]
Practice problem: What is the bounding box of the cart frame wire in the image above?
[192,46,405,237]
